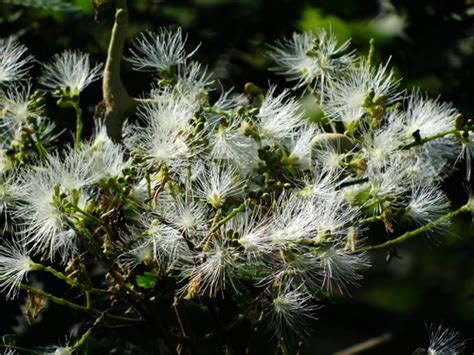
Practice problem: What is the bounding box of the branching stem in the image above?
[32,263,109,295]
[19,284,143,323]
[102,0,140,141]
[353,204,470,253]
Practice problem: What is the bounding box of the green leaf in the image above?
[136,272,157,289]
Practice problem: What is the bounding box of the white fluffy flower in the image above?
[82,122,129,181]
[40,50,103,96]
[361,114,404,170]
[365,154,415,199]
[267,30,353,96]
[0,37,33,84]
[0,238,35,300]
[396,91,459,162]
[176,61,214,98]
[427,324,466,355]
[262,252,322,292]
[0,172,22,232]
[269,196,320,246]
[266,286,318,337]
[257,86,304,142]
[122,215,190,270]
[184,241,238,297]
[0,83,44,133]
[287,125,320,169]
[405,185,450,227]
[196,164,245,209]
[234,210,274,258]
[126,91,198,170]
[14,152,97,261]
[401,91,456,140]
[319,246,369,294]
[207,117,257,167]
[324,59,400,125]
[163,192,208,238]
[126,28,199,72]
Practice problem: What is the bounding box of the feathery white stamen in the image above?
[126,28,199,72]
[427,324,466,355]
[40,50,102,95]
[0,238,35,300]
[257,86,304,142]
[266,286,318,337]
[196,164,245,208]
[267,30,353,96]
[324,59,400,125]
[0,38,33,84]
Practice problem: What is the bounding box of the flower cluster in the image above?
[0,25,472,353]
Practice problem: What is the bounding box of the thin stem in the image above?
[367,38,375,66]
[209,202,246,234]
[338,177,369,189]
[353,204,470,253]
[69,202,114,237]
[145,168,152,203]
[86,290,92,309]
[73,102,83,150]
[72,313,105,350]
[363,196,388,210]
[400,125,474,150]
[33,263,109,295]
[33,133,48,160]
[19,284,143,323]
[204,107,232,118]
[359,215,382,225]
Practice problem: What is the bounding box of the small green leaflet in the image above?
[135,272,157,289]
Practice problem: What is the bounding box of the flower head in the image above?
[405,185,450,228]
[126,90,198,170]
[324,59,400,125]
[319,246,369,294]
[0,38,33,84]
[0,83,44,133]
[427,324,466,355]
[0,238,35,300]
[196,164,245,209]
[257,86,304,142]
[268,30,353,97]
[122,215,190,270]
[265,286,319,338]
[14,151,97,262]
[126,28,199,72]
[402,91,456,140]
[183,241,238,297]
[81,121,129,181]
[0,172,22,232]
[40,50,102,96]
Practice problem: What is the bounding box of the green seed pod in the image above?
[244,82,261,95]
[248,107,259,116]
[236,106,245,116]
[454,113,465,130]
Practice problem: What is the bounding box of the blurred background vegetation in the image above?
[1,0,473,353]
